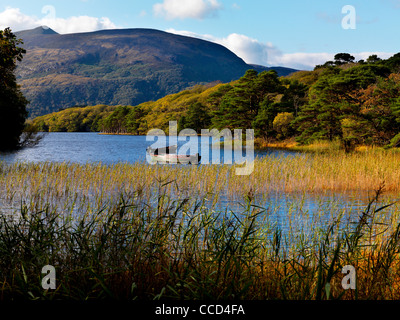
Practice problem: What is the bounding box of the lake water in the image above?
[0,132,393,239]
[0,132,295,164]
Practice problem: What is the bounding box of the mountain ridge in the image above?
[15,27,298,118]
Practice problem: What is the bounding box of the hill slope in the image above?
[30,83,223,133]
[15,26,297,118]
[30,69,298,135]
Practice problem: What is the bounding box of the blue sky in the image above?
[0,0,399,69]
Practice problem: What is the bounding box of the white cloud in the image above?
[352,52,394,61]
[167,28,270,64]
[40,16,117,34]
[273,52,395,70]
[0,7,38,31]
[166,29,395,70]
[271,53,335,70]
[0,6,117,34]
[219,33,270,65]
[153,0,222,20]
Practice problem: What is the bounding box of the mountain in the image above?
[15,27,298,118]
[16,25,58,37]
[249,64,298,76]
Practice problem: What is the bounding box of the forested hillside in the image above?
[31,52,400,150]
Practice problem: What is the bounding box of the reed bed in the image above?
[2,149,400,204]
[1,149,400,300]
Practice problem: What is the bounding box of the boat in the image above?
[146,145,201,164]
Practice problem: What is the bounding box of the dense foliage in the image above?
[31,52,400,150]
[0,28,29,150]
[33,105,119,133]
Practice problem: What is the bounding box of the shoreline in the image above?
[35,131,400,154]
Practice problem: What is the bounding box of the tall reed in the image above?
[1,154,400,300]
[0,173,399,300]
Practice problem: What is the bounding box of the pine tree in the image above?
[183,102,211,133]
[212,69,282,131]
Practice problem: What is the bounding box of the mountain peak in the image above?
[39,26,58,34]
[16,26,58,37]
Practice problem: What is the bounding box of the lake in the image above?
[0,132,296,165]
[0,132,393,240]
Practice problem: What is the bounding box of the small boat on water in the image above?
[146,145,201,164]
